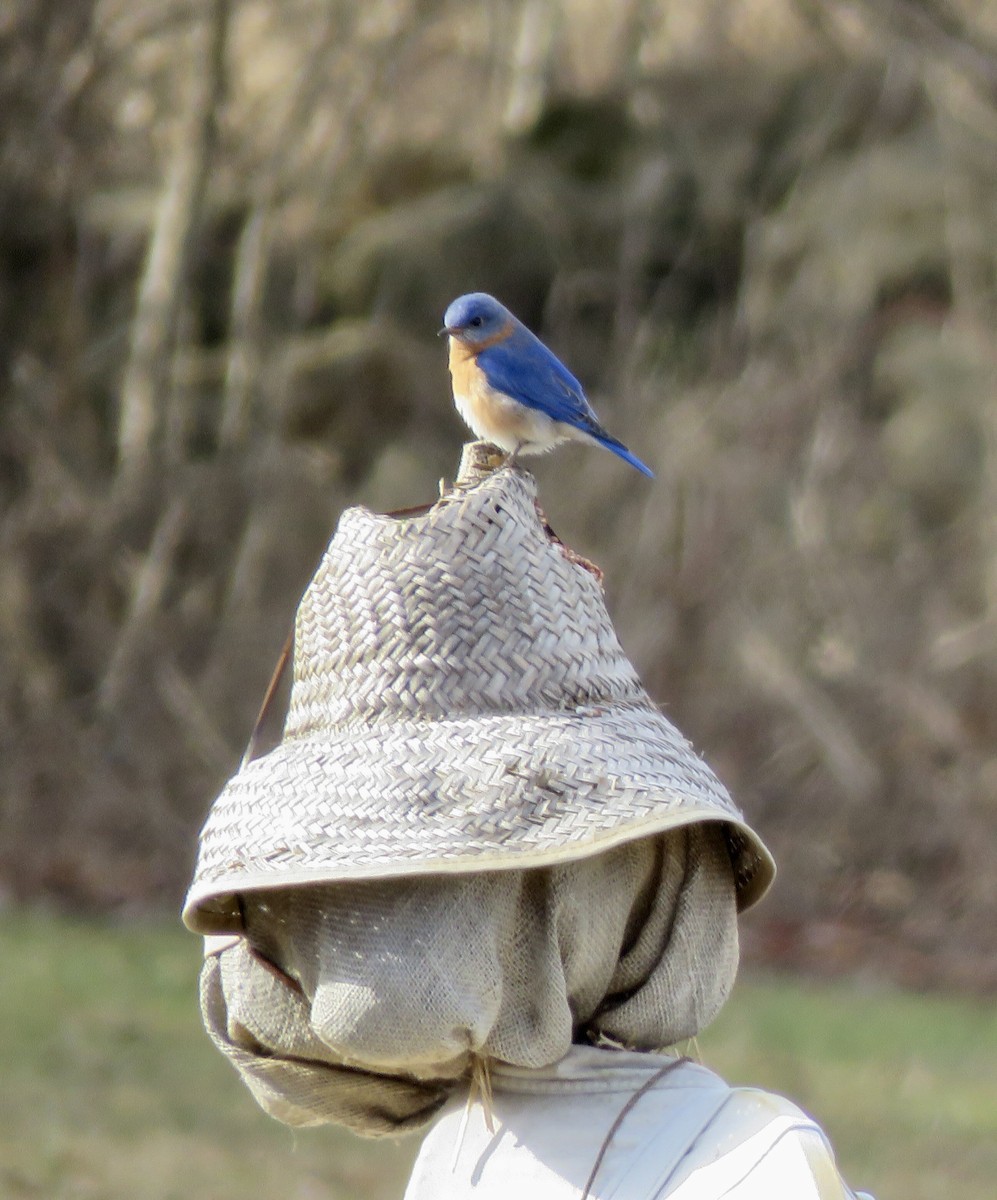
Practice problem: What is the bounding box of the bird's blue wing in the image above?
[476,331,602,430]
[476,325,655,477]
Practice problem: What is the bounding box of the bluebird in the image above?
[440,292,653,477]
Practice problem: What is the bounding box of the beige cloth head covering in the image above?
[186,444,774,1137]
[201,824,738,1135]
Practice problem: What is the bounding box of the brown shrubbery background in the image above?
[2,0,996,989]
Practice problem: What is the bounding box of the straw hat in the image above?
[183,445,774,934]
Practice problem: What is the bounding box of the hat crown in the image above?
[284,471,647,740]
[183,446,776,935]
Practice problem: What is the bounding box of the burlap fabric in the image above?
[185,443,774,1137]
[201,825,737,1135]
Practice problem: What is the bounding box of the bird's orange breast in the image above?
[448,346,562,452]
[447,338,483,401]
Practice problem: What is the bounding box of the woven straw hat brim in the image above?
[183,704,775,934]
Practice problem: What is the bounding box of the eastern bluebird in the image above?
[440,293,654,477]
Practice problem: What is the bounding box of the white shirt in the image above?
[404,1046,873,1200]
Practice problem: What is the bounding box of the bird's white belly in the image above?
[453,377,566,455]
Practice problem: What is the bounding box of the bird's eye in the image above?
[469,316,484,328]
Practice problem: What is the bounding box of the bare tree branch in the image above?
[116,0,229,482]
[98,494,189,713]
[218,9,343,452]
[739,628,882,803]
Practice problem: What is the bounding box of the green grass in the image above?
[0,911,418,1200]
[1,911,994,1199]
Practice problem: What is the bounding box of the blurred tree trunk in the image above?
[116,0,229,484]
[503,0,558,134]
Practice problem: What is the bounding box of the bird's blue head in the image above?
[440,293,514,347]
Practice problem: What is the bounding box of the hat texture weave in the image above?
[183,448,774,934]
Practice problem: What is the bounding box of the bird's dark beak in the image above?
[438,325,456,338]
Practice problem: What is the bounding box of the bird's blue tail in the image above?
[597,432,655,478]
